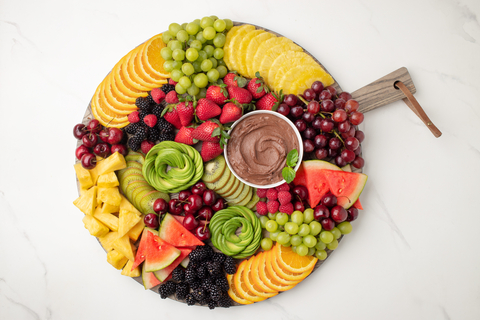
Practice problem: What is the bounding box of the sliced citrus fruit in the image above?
[223,25,240,69]
[234,260,266,303]
[227,274,253,305]
[91,80,128,123]
[290,67,335,95]
[135,44,168,86]
[113,56,149,98]
[269,51,317,89]
[245,32,276,78]
[109,71,137,103]
[103,74,137,111]
[264,249,300,286]
[258,249,296,292]
[226,24,256,72]
[243,254,278,299]
[258,40,302,85]
[251,252,278,293]
[98,80,133,116]
[141,33,171,79]
[275,242,318,273]
[90,83,128,128]
[236,29,264,77]
[271,249,314,282]
[123,46,156,91]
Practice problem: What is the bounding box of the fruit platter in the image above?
[73,17,378,309]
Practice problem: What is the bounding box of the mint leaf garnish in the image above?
[282,167,296,184]
[282,149,299,183]
[286,149,299,168]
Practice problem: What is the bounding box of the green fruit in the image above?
[245,191,260,210]
[131,185,154,209]
[126,160,143,170]
[230,186,253,207]
[205,165,231,191]
[215,168,236,196]
[139,190,170,214]
[117,167,142,181]
[225,182,245,202]
[222,176,240,198]
[201,155,226,183]
[124,152,145,165]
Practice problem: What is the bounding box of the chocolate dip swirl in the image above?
[226,113,300,185]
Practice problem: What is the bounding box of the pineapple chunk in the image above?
[79,187,89,196]
[128,219,145,242]
[101,202,119,214]
[82,214,109,237]
[107,249,128,270]
[93,207,119,231]
[74,163,94,189]
[121,259,141,277]
[118,210,142,237]
[98,232,118,252]
[119,195,142,216]
[97,187,121,206]
[96,152,127,176]
[73,186,97,216]
[113,234,136,261]
[97,172,119,188]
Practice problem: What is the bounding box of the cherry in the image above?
[144,213,159,229]
[277,103,290,116]
[203,190,216,206]
[212,198,225,212]
[76,145,91,160]
[107,128,124,145]
[303,88,316,101]
[346,207,359,222]
[284,94,298,107]
[168,199,183,215]
[153,198,168,214]
[321,218,335,231]
[195,225,211,241]
[321,193,337,208]
[183,213,199,231]
[184,203,198,215]
[99,129,110,143]
[82,133,98,148]
[292,185,308,201]
[331,205,348,223]
[293,201,305,212]
[178,190,192,201]
[197,206,213,221]
[93,143,110,158]
[73,124,87,140]
[81,153,96,169]
[191,182,206,196]
[187,194,203,211]
[111,144,128,157]
[313,204,330,221]
[86,119,102,134]
[311,81,324,94]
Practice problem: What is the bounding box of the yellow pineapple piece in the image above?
[290,67,335,95]
[121,259,141,277]
[79,187,89,196]
[107,249,128,270]
[119,195,142,216]
[74,162,94,189]
[118,210,142,237]
[237,29,264,77]
[225,24,255,72]
[82,214,109,237]
[73,186,97,216]
[128,219,145,242]
[97,187,121,206]
[98,231,118,252]
[95,152,127,176]
[97,172,119,188]
[223,26,240,69]
[113,234,136,261]
[245,31,276,78]
[269,51,317,89]
[277,65,326,94]
[93,206,119,231]
[258,40,302,85]
[101,202,119,214]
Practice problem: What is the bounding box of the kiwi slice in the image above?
[205,166,231,191]
[125,153,145,165]
[118,167,142,181]
[226,183,249,203]
[120,173,145,194]
[134,187,158,210]
[222,175,241,198]
[125,181,150,201]
[245,190,260,210]
[126,160,143,170]
[230,186,253,207]
[139,191,170,214]
[131,185,154,209]
[215,169,236,196]
[226,181,245,202]
[202,155,226,184]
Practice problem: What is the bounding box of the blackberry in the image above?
[159,131,175,142]
[119,129,128,144]
[223,256,237,274]
[206,261,222,278]
[175,282,189,300]
[184,268,197,284]
[138,109,149,121]
[135,97,152,111]
[189,280,202,291]
[151,105,165,119]
[135,126,149,141]
[217,294,232,308]
[212,252,226,264]
[215,276,229,292]
[125,122,141,134]
[148,127,160,142]
[189,246,211,263]
[196,265,207,279]
[201,277,214,292]
[191,288,207,302]
[185,293,196,306]
[209,285,222,301]
[159,281,176,299]
[127,136,142,151]
[161,83,175,94]
[157,118,174,133]
[172,267,185,282]
[207,299,217,310]
[146,95,155,106]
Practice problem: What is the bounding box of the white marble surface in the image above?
[1,0,479,319]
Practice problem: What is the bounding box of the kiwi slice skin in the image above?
[139,191,170,214]
[245,191,260,210]
[226,181,245,201]
[231,186,253,206]
[205,166,231,191]
[202,155,226,184]
[215,169,236,196]
[222,175,241,198]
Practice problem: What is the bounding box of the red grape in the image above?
[303,127,317,140]
[303,139,315,153]
[329,137,342,150]
[284,94,298,107]
[319,90,332,100]
[294,119,307,132]
[334,98,346,109]
[314,134,328,148]
[307,101,320,114]
[338,92,352,101]
[277,103,290,116]
[326,86,337,97]
[304,88,316,101]
[311,81,324,93]
[350,112,364,125]
[290,106,304,118]
[345,137,360,151]
[352,156,365,169]
[302,111,315,123]
[315,148,328,160]
[320,118,334,132]
[332,109,347,123]
[345,99,359,113]
[321,99,335,112]
[355,130,365,143]
[335,155,347,167]
[337,121,351,133]
[340,149,356,163]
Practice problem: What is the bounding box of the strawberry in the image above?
[162,105,182,129]
[247,72,269,99]
[191,121,220,142]
[256,201,268,216]
[165,91,179,104]
[277,191,292,205]
[279,203,294,215]
[150,88,166,104]
[127,111,140,124]
[143,114,158,128]
[141,140,155,154]
[223,72,247,87]
[174,126,197,145]
[227,86,252,104]
[200,141,223,162]
[206,85,228,105]
[196,98,222,121]
[267,200,279,214]
[219,102,242,124]
[176,101,195,127]
[255,91,283,111]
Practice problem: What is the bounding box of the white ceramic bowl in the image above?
[224,110,304,189]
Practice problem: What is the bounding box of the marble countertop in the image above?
[1,0,479,319]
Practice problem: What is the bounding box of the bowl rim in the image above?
[224,110,304,189]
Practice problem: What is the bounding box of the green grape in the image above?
[191,61,202,73]
[267,212,277,220]
[172,49,185,61]
[160,47,173,61]
[187,83,199,96]
[276,212,289,226]
[319,231,334,244]
[303,235,317,248]
[315,250,328,260]
[291,211,304,225]
[315,241,326,251]
[200,59,213,72]
[216,65,227,78]
[193,19,201,25]
[203,26,216,40]
[224,19,233,30]
[269,231,280,241]
[209,57,218,68]
[331,227,342,240]
[213,33,226,47]
[196,50,207,62]
[194,73,209,88]
[185,48,199,62]
[163,60,175,72]
[188,35,196,42]
[276,232,291,245]
[168,40,182,51]
[282,242,291,247]
[207,69,219,82]
[162,31,174,43]
[178,76,192,89]
[175,83,187,94]
[169,23,183,36]
[309,221,322,236]
[265,220,278,233]
[210,15,219,21]
[290,235,302,246]
[337,221,352,234]
[327,239,339,250]
[181,63,194,76]
[213,48,224,60]
[189,40,202,51]
[284,222,299,235]
[186,22,200,35]
[213,19,226,32]
[176,30,189,42]
[196,32,207,44]
[291,246,297,253]
[304,208,314,224]
[296,244,309,256]
[200,16,214,29]
[170,69,184,82]
[181,22,188,30]
[171,60,183,70]
[203,45,214,57]
[298,224,310,237]
[308,248,316,256]
[261,238,273,251]
[260,216,269,229]
[197,87,207,99]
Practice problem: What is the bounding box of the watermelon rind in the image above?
[142,263,161,290]
[159,213,205,247]
[322,170,368,209]
[144,233,181,272]
[154,248,192,282]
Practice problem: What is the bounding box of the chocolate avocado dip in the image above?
[226,112,300,185]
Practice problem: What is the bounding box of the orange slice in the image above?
[141,33,170,79]
[275,242,318,273]
[223,26,240,69]
[250,252,278,293]
[227,274,253,305]
[136,44,168,86]
[98,80,133,116]
[127,45,159,89]
[264,249,300,286]
[271,250,314,282]
[90,83,127,128]
[113,56,148,98]
[103,74,137,111]
[109,71,137,103]
[258,250,296,292]
[243,255,278,299]
[234,260,266,303]
[122,46,155,91]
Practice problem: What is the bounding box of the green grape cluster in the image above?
[161,16,233,96]
[259,208,352,260]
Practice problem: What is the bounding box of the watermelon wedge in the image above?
[131,228,158,270]
[154,248,192,282]
[159,213,204,247]
[321,170,368,209]
[353,199,363,210]
[144,233,181,272]
[142,263,161,290]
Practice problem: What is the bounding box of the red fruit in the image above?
[128,111,140,124]
[99,129,110,143]
[153,198,168,214]
[107,128,123,144]
[279,203,294,215]
[144,213,159,229]
[257,189,268,198]
[196,98,222,121]
[275,182,290,192]
[227,86,252,104]
[76,145,90,160]
[163,108,182,129]
[176,101,195,126]
[206,85,228,105]
[256,201,268,215]
[150,88,166,104]
[143,114,158,128]
[141,140,155,154]
[168,79,178,85]
[195,225,211,241]
[247,76,268,99]
[266,188,278,200]
[256,92,281,111]
[81,153,96,169]
[277,191,292,205]
[174,127,197,145]
[200,141,223,162]
[219,102,242,124]
[223,72,246,87]
[86,119,102,134]
[73,124,87,140]
[165,91,179,104]
[93,143,110,158]
[110,144,128,157]
[82,133,98,148]
[191,121,220,142]
[267,200,279,214]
